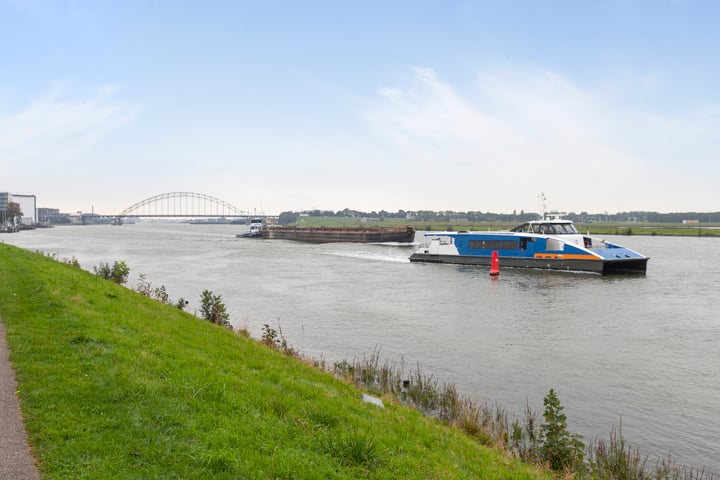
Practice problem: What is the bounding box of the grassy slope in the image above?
[0,244,550,479]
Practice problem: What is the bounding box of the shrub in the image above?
[136,273,153,297]
[93,261,112,279]
[539,389,585,473]
[175,297,188,311]
[153,285,169,304]
[261,323,299,357]
[62,256,81,268]
[587,422,646,479]
[510,402,541,464]
[261,324,279,348]
[136,273,172,304]
[93,260,129,285]
[199,290,231,328]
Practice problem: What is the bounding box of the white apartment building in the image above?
[1,192,37,224]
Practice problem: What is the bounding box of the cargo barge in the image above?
[261,225,415,244]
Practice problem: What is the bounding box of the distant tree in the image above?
[6,202,23,223]
[278,211,298,225]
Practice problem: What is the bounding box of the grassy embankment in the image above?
[293,216,720,237]
[0,243,550,479]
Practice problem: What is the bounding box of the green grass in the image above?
[576,223,720,237]
[0,243,550,479]
[293,216,720,237]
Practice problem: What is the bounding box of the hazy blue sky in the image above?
[1,0,718,215]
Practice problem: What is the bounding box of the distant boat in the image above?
[189,218,233,225]
[237,220,263,238]
[409,217,648,274]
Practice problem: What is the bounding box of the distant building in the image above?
[38,207,60,223]
[682,219,700,224]
[12,194,37,224]
[0,192,8,225]
[1,192,37,225]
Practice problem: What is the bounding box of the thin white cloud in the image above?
[368,67,524,166]
[0,84,140,165]
[363,67,719,212]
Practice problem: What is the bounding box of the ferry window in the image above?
[554,223,578,234]
[511,223,532,233]
[469,239,518,250]
[546,238,564,251]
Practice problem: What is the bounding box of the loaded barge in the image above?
[261,225,415,244]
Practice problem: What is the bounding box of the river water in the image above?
[3,224,719,471]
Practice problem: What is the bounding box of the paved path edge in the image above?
[0,317,41,479]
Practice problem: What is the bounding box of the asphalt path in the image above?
[0,318,41,479]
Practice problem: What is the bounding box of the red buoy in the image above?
[489,250,500,276]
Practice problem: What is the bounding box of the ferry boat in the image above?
[409,217,648,274]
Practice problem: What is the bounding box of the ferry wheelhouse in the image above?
[409,218,648,274]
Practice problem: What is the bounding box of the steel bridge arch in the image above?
[118,192,248,217]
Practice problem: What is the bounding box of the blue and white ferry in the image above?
[409,217,649,274]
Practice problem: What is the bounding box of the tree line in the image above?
[278,208,720,225]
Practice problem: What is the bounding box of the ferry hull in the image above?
[409,253,648,275]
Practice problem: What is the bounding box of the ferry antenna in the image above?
[538,192,547,220]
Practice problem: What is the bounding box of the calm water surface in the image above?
[4,224,719,471]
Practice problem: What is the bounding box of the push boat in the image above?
[236,219,264,238]
[409,217,649,274]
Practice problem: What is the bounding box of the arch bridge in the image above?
[117,192,250,218]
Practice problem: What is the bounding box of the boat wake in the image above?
[323,250,410,263]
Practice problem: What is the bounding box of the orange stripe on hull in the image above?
[533,254,600,260]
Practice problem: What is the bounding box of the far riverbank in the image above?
[289,216,720,237]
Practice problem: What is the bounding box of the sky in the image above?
[1,0,718,216]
